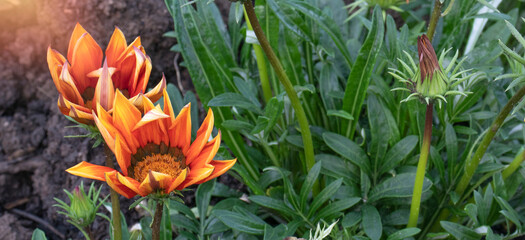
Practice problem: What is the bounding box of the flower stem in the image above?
[244,7,272,103]
[83,226,94,240]
[104,145,122,240]
[151,201,163,240]
[455,85,525,196]
[407,103,433,228]
[427,0,443,42]
[502,147,525,180]
[243,0,318,194]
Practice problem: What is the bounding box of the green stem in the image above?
[427,0,443,42]
[244,8,272,103]
[455,85,525,196]
[151,201,163,240]
[260,137,280,167]
[407,103,433,228]
[104,145,122,240]
[502,147,525,180]
[82,226,94,240]
[244,0,318,193]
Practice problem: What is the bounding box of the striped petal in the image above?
[58,63,84,105]
[113,90,141,149]
[144,74,166,103]
[116,173,144,196]
[93,105,117,152]
[189,131,221,169]
[139,171,174,196]
[177,166,214,190]
[105,171,138,199]
[186,108,214,164]
[169,103,191,152]
[67,23,88,61]
[106,27,127,67]
[194,159,236,185]
[70,32,102,92]
[115,134,131,175]
[93,60,115,111]
[166,169,187,194]
[47,47,67,93]
[66,161,115,181]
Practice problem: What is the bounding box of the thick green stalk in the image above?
[407,103,433,228]
[427,0,443,42]
[502,148,525,179]
[243,0,318,193]
[151,201,163,240]
[455,85,525,196]
[244,8,272,103]
[104,145,122,240]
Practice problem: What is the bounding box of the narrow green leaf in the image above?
[196,179,215,226]
[208,93,262,113]
[368,173,432,203]
[440,221,482,240]
[386,228,421,240]
[379,135,418,174]
[323,132,370,174]
[342,6,384,138]
[315,198,361,222]
[249,195,295,217]
[213,210,265,235]
[299,161,321,211]
[307,178,343,218]
[362,205,382,240]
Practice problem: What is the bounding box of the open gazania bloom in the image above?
[66,90,236,198]
[390,34,473,107]
[47,23,165,124]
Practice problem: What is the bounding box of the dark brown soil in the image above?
[0,0,234,239]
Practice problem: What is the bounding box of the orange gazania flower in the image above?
[66,90,236,198]
[47,23,165,123]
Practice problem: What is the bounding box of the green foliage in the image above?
[162,0,525,239]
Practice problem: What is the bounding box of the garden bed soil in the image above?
[0,0,236,239]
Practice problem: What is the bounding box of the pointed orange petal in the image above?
[69,33,103,92]
[130,47,147,95]
[67,23,88,61]
[186,108,214,162]
[66,161,115,181]
[106,27,127,67]
[144,74,166,104]
[169,103,191,152]
[113,90,141,149]
[194,159,236,185]
[139,171,174,196]
[189,131,221,168]
[177,166,214,190]
[58,63,84,105]
[47,47,67,92]
[133,108,170,131]
[105,171,138,199]
[94,60,115,111]
[70,105,94,123]
[70,32,103,92]
[166,169,187,194]
[115,134,131,175]
[116,172,144,196]
[93,106,116,151]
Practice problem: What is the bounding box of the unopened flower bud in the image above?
[70,186,96,227]
[415,35,447,100]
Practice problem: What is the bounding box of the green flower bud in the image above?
[54,182,104,229]
[389,34,476,107]
[415,35,448,100]
[70,185,97,227]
